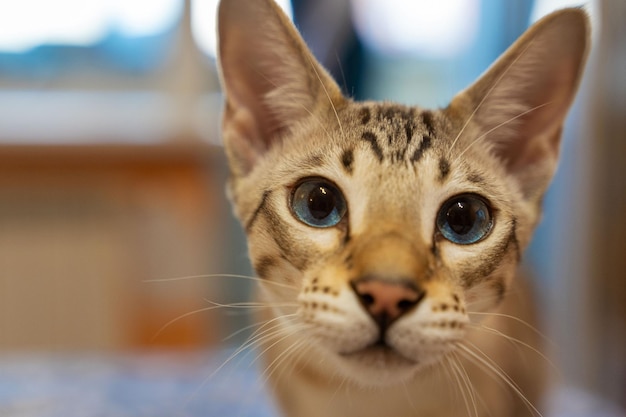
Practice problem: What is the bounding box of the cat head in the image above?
[217,0,589,385]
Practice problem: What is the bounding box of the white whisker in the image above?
[457,342,543,417]
[213,314,300,379]
[401,379,417,412]
[453,101,553,165]
[447,354,478,417]
[144,273,298,290]
[469,323,558,373]
[466,311,552,346]
[304,54,346,142]
[260,335,310,386]
[252,322,311,369]
[250,63,336,143]
[201,299,298,310]
[151,305,221,343]
[254,323,314,387]
[181,319,293,410]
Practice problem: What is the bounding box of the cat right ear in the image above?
[217,0,344,177]
[447,8,589,205]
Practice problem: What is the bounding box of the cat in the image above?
[216,0,589,416]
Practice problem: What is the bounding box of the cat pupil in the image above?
[447,201,475,235]
[308,186,335,220]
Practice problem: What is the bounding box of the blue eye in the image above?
[436,195,492,244]
[291,179,347,228]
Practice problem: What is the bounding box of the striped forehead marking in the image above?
[356,106,438,165]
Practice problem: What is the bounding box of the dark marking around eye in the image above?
[431,240,440,258]
[438,158,451,181]
[261,202,310,271]
[411,135,432,163]
[273,232,309,271]
[422,110,435,136]
[341,148,354,175]
[361,131,384,162]
[492,280,506,303]
[460,223,517,289]
[343,228,351,245]
[359,107,371,125]
[246,190,271,231]
[344,252,354,269]
[510,218,521,261]
[255,256,277,280]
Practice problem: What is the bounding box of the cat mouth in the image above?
[341,343,417,368]
[336,343,421,384]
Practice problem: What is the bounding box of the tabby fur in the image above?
[217,1,589,416]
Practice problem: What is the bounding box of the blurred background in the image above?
[0,0,623,412]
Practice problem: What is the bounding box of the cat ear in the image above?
[217,0,345,177]
[448,9,590,203]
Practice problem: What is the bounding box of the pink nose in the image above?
[351,277,424,330]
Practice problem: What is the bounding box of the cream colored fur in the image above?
[217,1,589,416]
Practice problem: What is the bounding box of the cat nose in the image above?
[351,277,425,330]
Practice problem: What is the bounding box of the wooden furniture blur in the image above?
[586,0,626,408]
[0,143,228,350]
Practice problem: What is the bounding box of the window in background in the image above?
[351,0,480,59]
[350,0,535,108]
[0,0,183,77]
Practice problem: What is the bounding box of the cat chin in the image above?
[334,345,426,387]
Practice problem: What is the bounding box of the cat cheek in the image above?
[463,268,515,313]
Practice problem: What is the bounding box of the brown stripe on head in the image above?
[421,110,435,136]
[359,106,371,125]
[438,157,451,182]
[404,119,415,144]
[361,131,384,162]
[254,255,278,280]
[411,135,432,164]
[467,172,486,185]
[341,148,354,175]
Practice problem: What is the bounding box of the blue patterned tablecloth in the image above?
[0,350,623,417]
[0,350,277,417]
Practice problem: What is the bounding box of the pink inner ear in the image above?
[217,0,344,177]
[444,9,588,203]
[217,0,295,175]
[452,9,588,202]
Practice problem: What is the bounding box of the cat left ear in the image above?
[217,0,345,178]
[448,8,590,203]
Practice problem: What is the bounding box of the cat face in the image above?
[226,100,524,384]
[217,0,588,386]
